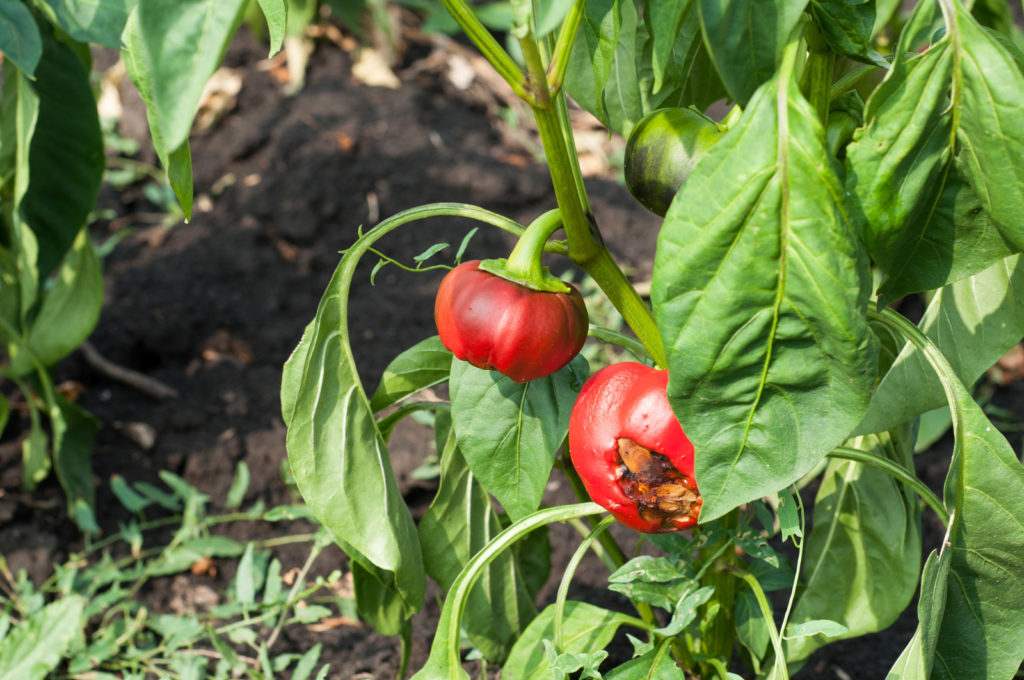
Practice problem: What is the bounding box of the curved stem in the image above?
[734,569,788,679]
[828,447,949,525]
[587,325,652,362]
[554,516,619,649]
[547,0,586,93]
[504,209,563,279]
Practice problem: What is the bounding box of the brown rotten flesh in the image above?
[617,438,700,529]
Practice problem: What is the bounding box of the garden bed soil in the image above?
[0,25,1021,680]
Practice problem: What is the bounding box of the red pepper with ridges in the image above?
[434,260,588,382]
[568,361,701,533]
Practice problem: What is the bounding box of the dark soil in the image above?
[0,25,1020,680]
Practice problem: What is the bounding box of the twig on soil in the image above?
[79,340,179,400]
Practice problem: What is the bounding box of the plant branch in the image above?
[546,0,586,93]
[828,447,949,525]
[437,0,529,99]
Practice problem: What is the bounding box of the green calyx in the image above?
[480,209,571,293]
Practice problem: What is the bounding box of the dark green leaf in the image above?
[449,356,587,521]
[281,235,425,627]
[809,0,887,66]
[697,0,808,106]
[0,0,41,75]
[735,587,770,663]
[0,595,85,680]
[20,20,104,282]
[876,165,1014,304]
[502,601,636,679]
[651,67,877,521]
[350,559,411,636]
[20,229,102,370]
[856,254,1024,434]
[35,0,137,48]
[51,392,100,534]
[563,0,620,126]
[369,336,452,412]
[647,0,692,93]
[785,427,921,662]
[929,380,1024,678]
[418,432,536,662]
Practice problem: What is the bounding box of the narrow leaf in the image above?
[256,0,287,56]
[369,336,452,412]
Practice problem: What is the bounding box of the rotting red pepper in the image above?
[434,260,588,382]
[568,362,701,533]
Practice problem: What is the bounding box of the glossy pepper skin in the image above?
[434,260,589,382]
[568,362,701,533]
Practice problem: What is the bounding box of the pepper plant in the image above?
[281,0,1024,676]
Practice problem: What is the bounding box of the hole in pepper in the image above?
[617,437,701,530]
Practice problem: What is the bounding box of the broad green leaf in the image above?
[281,236,425,627]
[651,65,877,521]
[349,559,412,637]
[35,0,137,48]
[449,355,587,521]
[876,165,1014,304]
[502,601,636,679]
[930,381,1024,678]
[952,4,1024,251]
[50,392,101,534]
[647,0,694,93]
[369,335,452,412]
[255,0,286,55]
[121,0,246,217]
[845,45,955,282]
[856,254,1024,434]
[735,587,770,664]
[18,229,102,372]
[534,0,573,37]
[0,595,85,680]
[418,432,536,662]
[697,0,808,106]
[0,0,41,75]
[785,428,920,663]
[809,0,887,66]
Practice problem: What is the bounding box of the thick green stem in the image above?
[504,209,563,280]
[698,511,739,675]
[802,23,834,126]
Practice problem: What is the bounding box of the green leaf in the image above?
[110,474,152,513]
[281,236,425,627]
[255,0,286,55]
[21,412,48,491]
[735,587,770,664]
[19,228,102,371]
[784,619,849,640]
[0,0,41,75]
[697,0,808,106]
[502,601,636,679]
[449,356,587,521]
[930,383,1024,678]
[236,543,256,605]
[563,0,619,126]
[292,643,322,680]
[651,64,877,521]
[785,428,921,662]
[856,254,1024,435]
[51,392,101,535]
[809,0,887,66]
[885,547,952,679]
[19,19,104,283]
[845,45,955,286]
[369,336,452,412]
[604,642,685,679]
[875,164,1014,304]
[953,4,1024,251]
[647,0,692,93]
[0,595,85,680]
[121,0,246,218]
[34,0,137,48]
[418,434,536,662]
[533,0,573,37]
[226,460,250,509]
